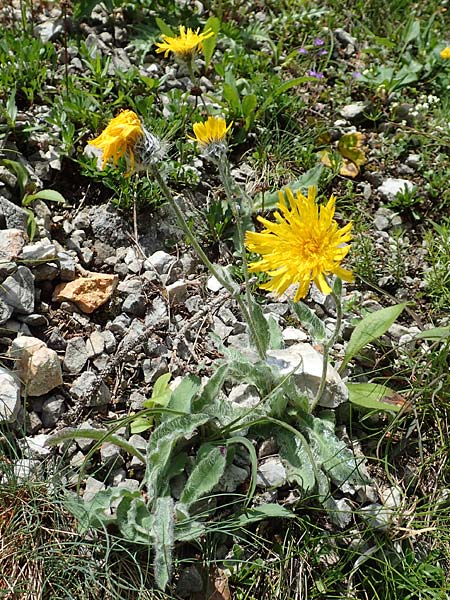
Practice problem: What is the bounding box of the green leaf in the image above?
[242,93,257,129]
[236,503,293,526]
[143,414,211,500]
[179,445,227,506]
[116,493,154,543]
[174,519,205,541]
[23,189,66,205]
[130,415,153,434]
[309,417,369,487]
[347,382,401,412]
[248,298,269,356]
[153,497,174,590]
[212,263,240,295]
[414,326,450,341]
[252,164,324,212]
[192,364,229,412]
[202,16,220,68]
[167,374,201,414]
[155,17,175,36]
[2,159,29,196]
[341,303,407,371]
[277,428,315,493]
[267,315,284,350]
[290,301,326,342]
[403,19,421,45]
[223,82,242,114]
[6,90,17,126]
[66,488,129,534]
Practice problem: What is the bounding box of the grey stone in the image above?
[83,476,105,502]
[360,503,394,531]
[106,313,131,337]
[0,196,29,230]
[26,410,43,434]
[33,263,59,281]
[146,250,176,274]
[145,296,168,327]
[0,260,17,280]
[100,443,124,468]
[282,326,308,345]
[41,395,66,427]
[47,327,67,351]
[117,278,143,294]
[378,178,414,201]
[71,372,111,407]
[166,280,188,304]
[86,330,105,357]
[101,330,117,353]
[374,214,389,231]
[0,165,18,187]
[76,420,106,451]
[0,296,14,324]
[20,238,56,261]
[23,433,51,457]
[130,391,146,410]
[228,383,260,408]
[0,228,26,260]
[266,343,348,408]
[89,204,130,247]
[10,459,41,483]
[206,274,223,292]
[257,457,287,488]
[64,337,89,373]
[34,19,63,42]
[142,357,168,384]
[258,438,278,458]
[19,313,48,327]
[122,293,147,317]
[93,355,109,371]
[122,318,145,347]
[176,565,203,597]
[128,434,147,467]
[213,316,233,339]
[0,266,35,315]
[405,154,421,169]
[10,336,63,397]
[0,366,21,424]
[57,251,77,280]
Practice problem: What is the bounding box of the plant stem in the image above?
[218,159,266,359]
[150,166,265,358]
[310,288,342,412]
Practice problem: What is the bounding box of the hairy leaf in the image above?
[277,429,315,493]
[116,494,154,543]
[347,382,401,412]
[290,301,327,342]
[153,497,174,590]
[180,446,227,506]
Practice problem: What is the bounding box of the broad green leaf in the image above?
[242,93,257,129]
[153,497,174,590]
[252,164,324,212]
[316,469,350,527]
[6,90,17,126]
[277,429,315,493]
[332,276,342,297]
[155,17,175,36]
[153,372,171,398]
[414,326,450,341]
[143,414,210,499]
[223,82,241,113]
[202,16,220,68]
[179,446,227,506]
[290,301,326,342]
[248,298,269,356]
[167,374,201,414]
[192,364,229,412]
[340,303,407,371]
[2,159,29,196]
[66,488,129,533]
[24,189,66,205]
[403,19,421,45]
[116,493,154,543]
[236,503,293,526]
[267,315,284,350]
[347,382,401,412]
[310,417,369,487]
[130,415,152,434]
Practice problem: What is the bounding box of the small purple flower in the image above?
[314,37,325,46]
[352,70,362,79]
[298,47,309,55]
[317,48,327,56]
[307,69,324,79]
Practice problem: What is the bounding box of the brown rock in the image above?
[52,273,118,314]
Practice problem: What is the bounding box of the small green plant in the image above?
[424,219,450,309]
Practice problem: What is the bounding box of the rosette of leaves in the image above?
[318,131,367,178]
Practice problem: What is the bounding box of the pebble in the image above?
[257,457,287,488]
[0,366,21,423]
[70,371,111,406]
[41,395,66,427]
[0,266,35,316]
[10,336,63,397]
[64,337,89,373]
[378,178,414,201]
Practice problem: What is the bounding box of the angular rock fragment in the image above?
[10,336,63,397]
[52,273,118,313]
[0,366,21,423]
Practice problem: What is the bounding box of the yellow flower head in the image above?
[155,25,214,59]
[189,116,232,148]
[245,186,353,301]
[89,110,144,174]
[440,46,450,60]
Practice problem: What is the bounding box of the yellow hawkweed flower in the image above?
[189,116,232,148]
[245,186,353,301]
[155,25,214,59]
[440,46,450,60]
[89,110,144,173]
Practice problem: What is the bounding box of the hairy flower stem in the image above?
[310,288,343,412]
[218,158,267,359]
[150,166,265,359]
